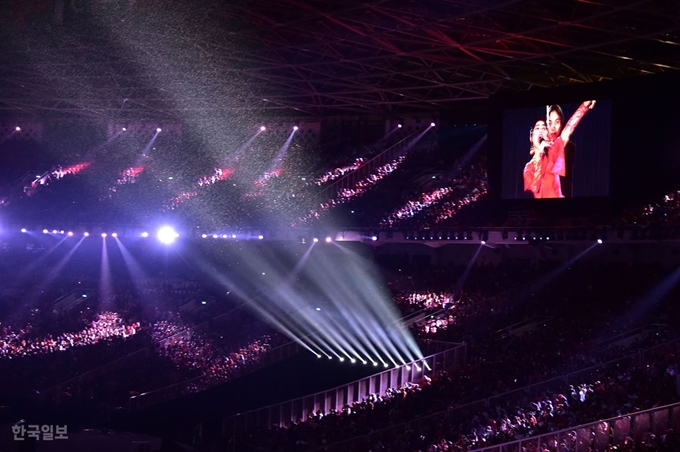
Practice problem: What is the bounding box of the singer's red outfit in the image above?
[523,137,565,198]
[523,102,590,199]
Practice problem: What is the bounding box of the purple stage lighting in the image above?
[15,126,21,131]
[313,238,319,243]
[371,236,378,241]
[157,226,178,245]
[67,232,74,237]
[52,230,58,234]
[201,234,208,239]
[21,228,27,233]
[42,229,48,234]
[122,127,127,132]
[156,128,162,132]
[430,122,436,127]
[141,232,149,238]
[293,126,299,131]
[325,237,332,243]
[258,235,264,240]
[397,124,402,128]
[111,232,118,238]
[84,232,90,237]
[101,233,107,238]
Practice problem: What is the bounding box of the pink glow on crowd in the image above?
[116,165,146,185]
[24,162,92,196]
[164,167,234,210]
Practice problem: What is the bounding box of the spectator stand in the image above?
[223,342,466,435]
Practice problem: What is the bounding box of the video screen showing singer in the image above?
[523,101,596,199]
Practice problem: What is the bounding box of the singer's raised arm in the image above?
[560,100,596,145]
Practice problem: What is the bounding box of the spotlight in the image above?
[201,234,207,239]
[20,228,27,233]
[371,235,378,241]
[406,365,411,370]
[258,235,264,240]
[397,124,403,128]
[52,230,58,234]
[430,122,436,127]
[313,238,319,243]
[328,356,332,359]
[231,234,236,239]
[101,233,107,238]
[157,226,178,245]
[15,126,21,131]
[293,126,299,131]
[373,362,378,367]
[67,231,73,237]
[597,239,603,244]
[415,365,422,371]
[122,127,127,132]
[350,359,356,363]
[59,230,65,235]
[383,363,388,368]
[325,237,332,243]
[339,357,345,362]
[481,240,486,245]
[222,234,228,238]
[212,234,218,239]
[111,232,118,238]
[317,355,321,358]
[141,232,149,238]
[156,128,162,132]
[84,232,90,237]
[260,126,266,131]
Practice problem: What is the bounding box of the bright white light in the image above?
[258,235,264,240]
[84,232,90,237]
[212,234,219,239]
[350,359,356,363]
[339,357,345,362]
[221,234,228,238]
[20,228,27,233]
[430,122,436,127]
[371,236,378,241]
[406,365,411,370]
[52,230,58,234]
[157,226,178,244]
[373,362,378,366]
[415,365,422,371]
[101,233,107,238]
[313,238,319,243]
[481,240,486,245]
[67,232,73,237]
[293,126,299,131]
[231,234,237,239]
[315,307,321,311]
[317,354,321,358]
[15,126,21,131]
[597,239,603,244]
[122,127,127,132]
[201,234,207,239]
[156,128,162,132]
[141,232,149,238]
[325,237,332,243]
[59,230,65,235]
[111,232,118,238]
[42,229,48,234]
[397,124,402,128]
[383,363,389,368]
[260,126,266,131]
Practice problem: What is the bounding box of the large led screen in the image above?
[501,99,611,199]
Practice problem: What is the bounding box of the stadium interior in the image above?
[0,1,679,451]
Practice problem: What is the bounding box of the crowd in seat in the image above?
[228,261,680,451]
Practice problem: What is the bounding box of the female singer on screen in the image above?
[523,100,596,199]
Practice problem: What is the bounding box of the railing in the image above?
[128,339,302,411]
[594,323,667,353]
[321,132,420,200]
[472,401,680,452]
[223,343,467,434]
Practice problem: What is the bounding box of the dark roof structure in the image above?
[0,0,678,119]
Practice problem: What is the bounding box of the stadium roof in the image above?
[0,0,678,119]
